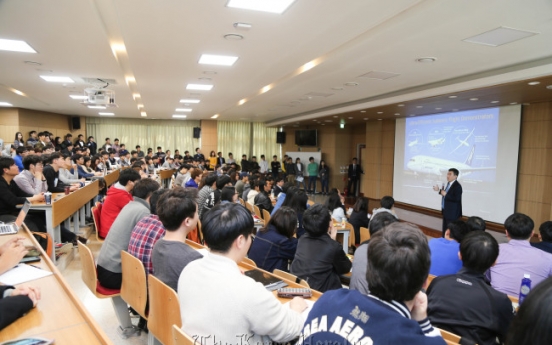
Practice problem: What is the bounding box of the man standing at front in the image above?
[433,168,462,236]
[347,157,363,196]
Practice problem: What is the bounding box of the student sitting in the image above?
[253,180,274,214]
[219,186,238,204]
[531,221,552,254]
[248,207,298,272]
[290,204,352,292]
[13,155,48,195]
[152,188,202,291]
[285,190,308,238]
[178,203,306,343]
[348,197,370,246]
[428,220,470,276]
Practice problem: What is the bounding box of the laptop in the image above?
[0,201,31,235]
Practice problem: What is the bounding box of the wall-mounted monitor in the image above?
[295,129,317,146]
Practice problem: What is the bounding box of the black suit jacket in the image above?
[217,157,225,166]
[0,286,34,331]
[442,180,462,220]
[348,164,363,179]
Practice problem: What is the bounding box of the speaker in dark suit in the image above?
[435,168,463,236]
[347,158,364,196]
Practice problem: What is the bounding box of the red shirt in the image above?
[99,185,133,238]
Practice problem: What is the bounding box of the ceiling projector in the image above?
[80,88,117,107]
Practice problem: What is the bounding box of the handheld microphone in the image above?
[441,183,445,191]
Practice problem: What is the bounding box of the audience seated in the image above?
[507,276,552,345]
[427,231,514,345]
[42,153,79,194]
[219,186,238,204]
[348,196,370,246]
[285,190,308,238]
[184,169,202,188]
[350,212,398,295]
[58,153,84,185]
[234,174,248,196]
[290,204,351,292]
[178,203,306,343]
[14,147,28,172]
[248,206,299,272]
[197,173,217,219]
[271,183,293,216]
[428,220,470,276]
[372,195,399,219]
[272,176,284,198]
[97,178,160,289]
[13,155,48,195]
[487,213,552,296]
[152,188,202,291]
[246,179,260,206]
[174,164,190,187]
[466,216,486,232]
[99,169,141,238]
[127,189,167,275]
[253,180,273,214]
[531,221,552,255]
[301,222,445,344]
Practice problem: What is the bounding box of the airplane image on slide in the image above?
[427,137,445,147]
[406,145,495,178]
[408,138,419,147]
[450,128,475,154]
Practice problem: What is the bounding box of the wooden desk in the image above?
[0,226,112,344]
[103,169,119,188]
[335,226,350,253]
[158,169,176,188]
[30,181,99,260]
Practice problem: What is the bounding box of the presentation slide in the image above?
[394,105,521,224]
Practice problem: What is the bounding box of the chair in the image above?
[438,328,461,344]
[245,202,254,213]
[77,241,137,337]
[344,221,355,248]
[239,197,245,206]
[172,324,196,345]
[242,257,257,267]
[253,205,262,219]
[149,275,182,345]
[262,209,271,226]
[91,201,104,242]
[273,269,310,288]
[120,251,148,320]
[359,226,370,243]
[427,274,437,287]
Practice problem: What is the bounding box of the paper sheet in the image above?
[0,264,52,285]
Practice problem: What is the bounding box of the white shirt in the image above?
[259,160,269,173]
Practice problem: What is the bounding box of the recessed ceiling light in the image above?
[333,116,338,118]
[224,34,244,40]
[470,98,478,101]
[175,108,192,112]
[416,106,423,108]
[226,0,296,14]
[547,85,552,90]
[69,95,88,100]
[0,102,13,107]
[321,124,325,126]
[137,104,144,109]
[463,26,539,47]
[199,54,238,66]
[12,89,24,96]
[348,117,353,119]
[40,76,74,83]
[510,102,518,105]
[133,93,141,99]
[416,57,437,63]
[99,112,114,116]
[360,110,366,113]
[331,87,344,90]
[0,39,36,53]
[211,114,220,119]
[24,60,42,65]
[88,106,106,109]
[528,81,540,85]
[180,99,200,103]
[344,82,359,87]
[238,99,247,105]
[377,112,383,114]
[435,108,442,110]
[491,101,499,103]
[398,104,404,107]
[377,119,382,121]
[233,22,252,29]
[172,115,187,118]
[358,71,400,80]
[141,111,147,117]
[449,95,457,98]
[186,84,213,91]
[395,113,400,116]
[363,118,368,120]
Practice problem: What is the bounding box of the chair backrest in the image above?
[427,274,437,287]
[120,250,148,319]
[344,221,355,247]
[77,241,100,296]
[359,226,370,243]
[172,324,195,345]
[242,257,257,267]
[273,269,310,288]
[245,202,254,213]
[253,205,262,218]
[438,328,461,344]
[149,275,182,345]
[239,197,245,206]
[262,209,271,227]
[91,201,104,242]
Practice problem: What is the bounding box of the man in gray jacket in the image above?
[97,178,160,289]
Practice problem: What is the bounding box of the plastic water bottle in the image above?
[518,273,531,305]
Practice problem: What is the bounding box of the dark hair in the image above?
[287,190,308,214]
[15,132,23,141]
[118,169,141,186]
[353,197,369,213]
[83,156,91,166]
[507,277,552,345]
[23,155,42,170]
[447,220,470,242]
[72,153,83,164]
[281,182,292,194]
[380,196,395,210]
[368,212,398,237]
[262,206,297,238]
[220,186,236,202]
[216,175,231,190]
[303,204,331,237]
[539,221,552,243]
[46,152,62,164]
[132,178,160,200]
[367,222,430,302]
[466,216,486,232]
[149,189,167,216]
[157,187,198,230]
[460,231,498,273]
[0,157,15,175]
[325,193,342,212]
[202,203,253,253]
[204,173,218,187]
[281,186,298,208]
[505,213,534,240]
[16,146,28,155]
[449,168,459,177]
[136,145,141,149]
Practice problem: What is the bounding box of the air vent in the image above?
[81,77,118,85]
[463,27,539,47]
[304,92,334,97]
[358,71,400,80]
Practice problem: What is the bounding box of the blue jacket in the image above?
[14,155,23,172]
[428,238,462,276]
[248,225,297,272]
[77,165,95,179]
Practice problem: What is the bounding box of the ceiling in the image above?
[0,0,551,125]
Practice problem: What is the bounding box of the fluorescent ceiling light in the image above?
[0,38,36,53]
[40,76,74,83]
[199,54,238,66]
[172,115,187,118]
[88,106,106,109]
[186,84,213,91]
[99,112,114,116]
[227,0,296,14]
[211,114,220,119]
[463,26,538,47]
[175,108,192,112]
[180,99,200,104]
[141,112,147,117]
[69,95,88,100]
[0,102,13,106]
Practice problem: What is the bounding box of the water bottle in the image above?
[518,273,531,305]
